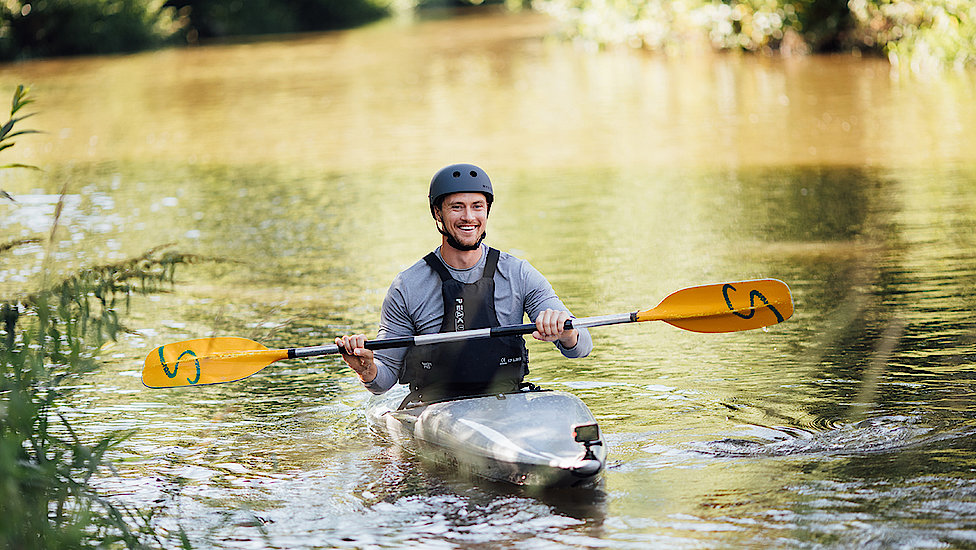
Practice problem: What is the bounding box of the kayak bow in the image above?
[366,385,607,488]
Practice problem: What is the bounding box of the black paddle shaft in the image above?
[288,315,635,359]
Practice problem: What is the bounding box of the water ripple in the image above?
[692,415,972,458]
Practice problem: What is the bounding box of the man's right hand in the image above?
[335,334,377,383]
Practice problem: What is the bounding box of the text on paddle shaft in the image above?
[158,346,201,385]
[722,283,785,323]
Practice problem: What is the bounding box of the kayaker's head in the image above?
[429,163,493,252]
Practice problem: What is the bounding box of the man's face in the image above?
[435,192,489,249]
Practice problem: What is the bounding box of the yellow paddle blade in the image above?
[142,337,288,388]
[636,279,794,333]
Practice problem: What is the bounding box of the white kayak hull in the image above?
[366,385,607,488]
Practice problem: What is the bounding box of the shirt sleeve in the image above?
[362,357,398,394]
[363,278,413,394]
[519,260,593,359]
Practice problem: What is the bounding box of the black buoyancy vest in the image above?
[402,247,528,402]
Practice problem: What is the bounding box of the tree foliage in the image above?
[848,0,976,71]
[163,0,388,43]
[534,0,976,72]
[0,0,178,59]
[0,0,390,60]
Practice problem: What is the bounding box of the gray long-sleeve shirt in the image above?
[363,244,592,394]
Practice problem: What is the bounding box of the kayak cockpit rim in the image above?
[396,383,551,410]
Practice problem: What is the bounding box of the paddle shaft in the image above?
[289,313,635,359]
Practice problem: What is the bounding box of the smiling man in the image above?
[335,163,592,404]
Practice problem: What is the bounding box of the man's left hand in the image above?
[532,309,578,349]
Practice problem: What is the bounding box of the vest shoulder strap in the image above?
[482,247,500,280]
[423,252,452,282]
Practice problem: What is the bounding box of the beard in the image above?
[439,226,486,251]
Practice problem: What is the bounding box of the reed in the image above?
[0,87,199,549]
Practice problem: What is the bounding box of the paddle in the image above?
[142,278,793,388]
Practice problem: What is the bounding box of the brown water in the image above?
[3,8,976,549]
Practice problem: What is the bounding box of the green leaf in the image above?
[0,119,14,140]
[11,85,32,116]
[0,116,38,141]
[10,98,34,117]
[5,129,42,140]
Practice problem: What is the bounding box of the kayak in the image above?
[365,384,607,488]
[366,385,606,487]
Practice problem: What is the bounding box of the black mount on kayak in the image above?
[573,422,603,460]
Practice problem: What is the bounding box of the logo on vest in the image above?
[454,297,464,331]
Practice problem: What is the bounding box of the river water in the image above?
[3,8,976,549]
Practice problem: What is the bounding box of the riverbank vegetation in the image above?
[0,0,388,59]
[0,86,202,549]
[1,0,973,72]
[534,0,976,72]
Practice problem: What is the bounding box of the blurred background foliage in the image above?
[0,0,178,59]
[0,0,392,58]
[0,0,973,71]
[534,0,976,71]
[162,0,388,43]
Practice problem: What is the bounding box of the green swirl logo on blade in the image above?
[158,346,202,385]
[722,283,785,323]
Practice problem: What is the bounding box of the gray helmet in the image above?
[428,163,493,216]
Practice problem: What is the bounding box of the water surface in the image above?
[2,8,976,548]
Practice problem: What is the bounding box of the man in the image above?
[336,163,592,403]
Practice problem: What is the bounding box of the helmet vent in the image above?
[452,171,461,177]
[470,171,478,177]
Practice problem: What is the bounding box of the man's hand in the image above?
[335,334,377,383]
[532,309,578,349]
